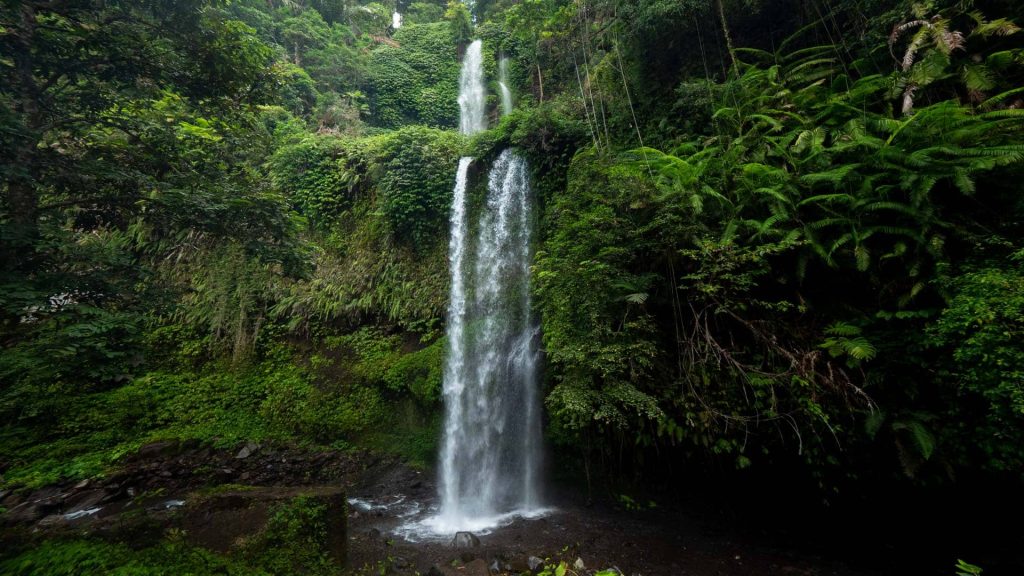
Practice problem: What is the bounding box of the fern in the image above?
[821,322,877,363]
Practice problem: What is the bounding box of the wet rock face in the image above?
[1,486,64,524]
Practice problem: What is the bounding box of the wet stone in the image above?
[452,531,480,548]
[235,442,259,459]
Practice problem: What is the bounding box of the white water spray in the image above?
[392,11,402,29]
[498,57,513,117]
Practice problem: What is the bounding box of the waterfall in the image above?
[392,11,402,29]
[458,40,487,135]
[431,39,543,534]
[498,57,513,117]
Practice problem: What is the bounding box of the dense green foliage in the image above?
[0,0,453,489]
[2,0,1024,570]
[496,0,1024,493]
[369,22,462,127]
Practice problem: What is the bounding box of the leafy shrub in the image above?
[327,327,443,404]
[929,252,1024,471]
[241,496,338,575]
[367,22,460,128]
[269,134,363,225]
[406,2,445,24]
[373,126,462,246]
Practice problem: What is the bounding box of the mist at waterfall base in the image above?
[394,40,549,539]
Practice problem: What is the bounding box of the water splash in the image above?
[392,11,402,29]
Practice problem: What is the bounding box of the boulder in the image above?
[136,440,180,460]
[235,441,259,459]
[452,530,481,548]
[527,556,545,572]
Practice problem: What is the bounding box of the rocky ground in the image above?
[0,442,880,576]
[343,462,875,576]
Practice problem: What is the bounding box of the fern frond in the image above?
[961,63,995,93]
[799,164,859,186]
[980,88,1024,109]
[825,321,862,337]
[893,419,936,460]
[798,193,856,206]
[969,13,1021,38]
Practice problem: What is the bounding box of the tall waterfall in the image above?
[457,40,486,136]
[498,57,513,117]
[391,11,402,29]
[433,39,542,533]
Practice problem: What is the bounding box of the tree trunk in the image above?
[716,0,739,78]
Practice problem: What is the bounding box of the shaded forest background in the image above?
[2,0,1023,572]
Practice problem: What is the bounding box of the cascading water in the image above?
[498,57,514,117]
[392,11,402,29]
[457,40,486,136]
[427,39,544,534]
